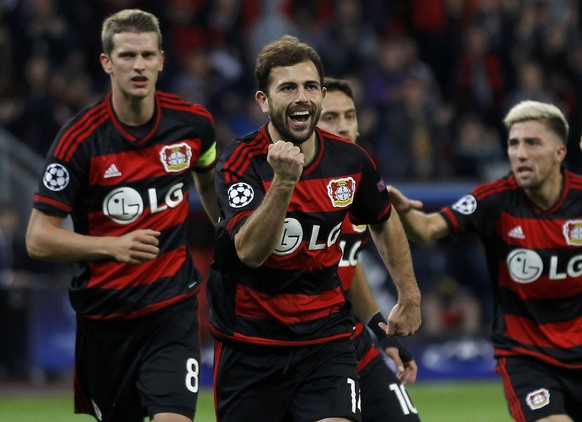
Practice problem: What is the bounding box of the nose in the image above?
[295,87,308,102]
[337,117,350,135]
[134,55,146,71]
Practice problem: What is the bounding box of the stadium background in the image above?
[0,0,581,413]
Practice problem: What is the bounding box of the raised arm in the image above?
[234,141,303,268]
[387,185,450,243]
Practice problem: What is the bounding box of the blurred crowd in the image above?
[2,0,582,341]
[2,0,582,178]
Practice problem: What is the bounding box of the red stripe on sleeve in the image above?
[33,194,73,214]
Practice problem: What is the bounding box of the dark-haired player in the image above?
[388,100,582,422]
[207,35,421,422]
[26,9,218,422]
[319,77,421,422]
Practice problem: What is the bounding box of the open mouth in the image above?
[131,76,148,86]
[289,110,310,127]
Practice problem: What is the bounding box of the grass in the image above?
[0,381,512,422]
[0,380,512,421]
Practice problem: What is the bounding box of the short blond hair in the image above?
[504,100,569,144]
[101,9,162,55]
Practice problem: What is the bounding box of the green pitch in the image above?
[0,380,511,421]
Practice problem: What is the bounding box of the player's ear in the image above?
[159,50,165,72]
[100,53,113,74]
[556,143,567,163]
[256,91,269,114]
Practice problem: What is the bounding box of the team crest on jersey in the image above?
[526,388,550,410]
[562,220,582,246]
[327,177,356,208]
[452,194,477,215]
[160,143,192,172]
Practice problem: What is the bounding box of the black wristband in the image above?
[367,311,414,362]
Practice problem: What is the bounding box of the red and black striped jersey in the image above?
[338,218,369,292]
[338,219,378,367]
[440,169,582,368]
[32,91,217,319]
[207,125,391,346]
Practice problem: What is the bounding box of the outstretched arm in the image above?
[387,185,450,243]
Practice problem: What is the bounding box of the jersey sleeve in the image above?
[190,104,218,172]
[32,127,88,218]
[348,145,391,225]
[214,140,267,238]
[439,186,497,236]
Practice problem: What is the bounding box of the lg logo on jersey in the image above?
[273,218,343,255]
[103,183,184,224]
[507,248,582,283]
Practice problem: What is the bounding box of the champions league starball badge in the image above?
[43,163,70,191]
[451,194,477,215]
[228,182,254,208]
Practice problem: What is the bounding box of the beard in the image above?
[268,105,322,145]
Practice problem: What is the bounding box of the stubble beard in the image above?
[269,105,322,145]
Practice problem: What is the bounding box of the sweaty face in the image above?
[257,61,324,145]
[507,119,565,191]
[101,31,164,99]
[318,90,358,143]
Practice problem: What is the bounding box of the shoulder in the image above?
[318,128,370,158]
[218,127,270,178]
[157,91,215,126]
[565,169,582,191]
[471,173,518,201]
[52,97,110,162]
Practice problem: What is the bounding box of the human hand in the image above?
[386,185,423,214]
[379,302,421,336]
[112,229,161,264]
[267,140,304,184]
[385,347,418,385]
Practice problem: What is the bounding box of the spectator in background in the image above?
[371,74,454,181]
[4,54,61,156]
[317,0,377,77]
[452,24,505,127]
[504,60,559,114]
[451,113,507,182]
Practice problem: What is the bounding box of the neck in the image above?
[111,90,156,126]
[524,170,564,211]
[266,123,318,165]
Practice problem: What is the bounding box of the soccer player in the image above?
[388,100,582,422]
[25,9,218,422]
[207,35,421,422]
[318,77,420,421]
